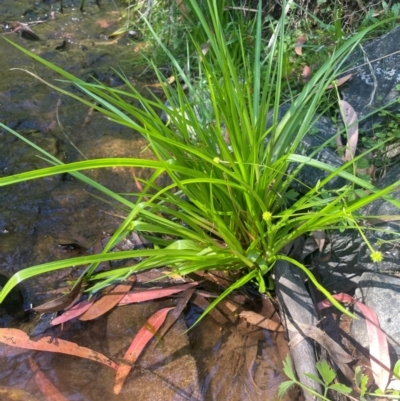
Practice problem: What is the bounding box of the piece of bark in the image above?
[274,260,322,401]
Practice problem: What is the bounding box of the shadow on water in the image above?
[0,1,295,399]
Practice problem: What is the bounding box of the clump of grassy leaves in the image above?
[0,0,399,324]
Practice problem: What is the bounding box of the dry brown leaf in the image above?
[240,311,284,332]
[326,73,353,89]
[295,36,306,55]
[290,322,353,364]
[192,294,228,325]
[339,100,359,161]
[312,230,326,253]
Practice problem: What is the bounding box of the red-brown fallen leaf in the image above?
[80,277,136,321]
[29,357,68,401]
[295,36,306,55]
[239,311,284,332]
[317,292,391,391]
[326,73,353,89]
[0,328,118,370]
[118,282,198,305]
[113,306,174,394]
[51,299,95,326]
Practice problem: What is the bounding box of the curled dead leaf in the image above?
[295,36,306,55]
[302,65,312,81]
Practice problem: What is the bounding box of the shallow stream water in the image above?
[0,1,293,399]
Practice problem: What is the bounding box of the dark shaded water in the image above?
[0,1,292,399]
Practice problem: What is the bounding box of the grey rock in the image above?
[317,161,400,292]
[341,25,400,132]
[351,272,400,356]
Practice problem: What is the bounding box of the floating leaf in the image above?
[33,280,83,313]
[29,357,68,401]
[118,282,198,305]
[239,311,284,332]
[80,276,136,321]
[0,328,118,370]
[51,299,95,326]
[294,36,306,55]
[113,307,174,394]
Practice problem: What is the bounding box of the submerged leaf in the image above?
[113,307,174,394]
[0,328,118,370]
[29,357,68,401]
[239,311,284,332]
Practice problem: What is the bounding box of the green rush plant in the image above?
[0,1,399,323]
